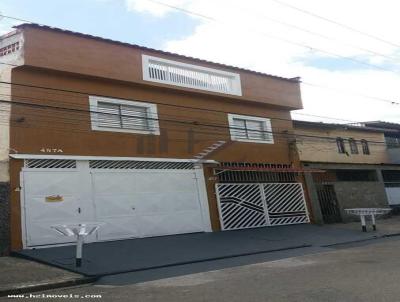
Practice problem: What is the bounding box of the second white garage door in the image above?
[92,169,208,241]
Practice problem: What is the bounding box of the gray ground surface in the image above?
[16,218,400,277]
[5,237,400,302]
[0,257,82,292]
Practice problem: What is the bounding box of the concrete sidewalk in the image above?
[328,214,400,236]
[0,257,94,297]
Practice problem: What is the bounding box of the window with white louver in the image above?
[228,114,274,144]
[90,96,160,135]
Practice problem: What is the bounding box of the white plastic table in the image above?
[344,208,391,232]
[51,223,102,267]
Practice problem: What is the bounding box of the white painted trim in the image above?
[227,113,274,144]
[142,54,242,96]
[194,165,213,232]
[89,95,160,135]
[10,154,218,164]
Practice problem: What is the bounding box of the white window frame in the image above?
[142,55,242,96]
[228,113,274,144]
[89,96,160,135]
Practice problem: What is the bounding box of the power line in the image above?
[232,4,400,64]
[269,0,400,49]
[0,14,34,24]
[0,80,396,143]
[1,14,400,106]
[146,0,400,76]
[0,80,374,127]
[0,97,390,145]
[301,82,399,106]
[0,97,387,143]
[3,4,400,76]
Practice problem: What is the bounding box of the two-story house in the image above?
[0,24,311,253]
[294,120,400,224]
[361,121,400,209]
[362,121,400,164]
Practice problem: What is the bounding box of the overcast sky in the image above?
[1,0,399,123]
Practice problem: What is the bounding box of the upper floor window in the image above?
[142,55,242,96]
[336,137,346,154]
[228,114,274,144]
[89,96,160,135]
[361,139,370,155]
[348,138,359,154]
[385,135,400,149]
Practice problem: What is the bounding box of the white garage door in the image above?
[92,170,207,241]
[22,159,211,247]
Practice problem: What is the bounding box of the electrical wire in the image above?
[1,14,400,105]
[229,3,400,64]
[146,0,400,76]
[268,0,400,49]
[0,80,393,128]
[0,97,390,145]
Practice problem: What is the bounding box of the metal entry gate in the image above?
[216,183,309,230]
[316,184,342,223]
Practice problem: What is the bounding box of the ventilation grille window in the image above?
[142,55,242,96]
[0,42,20,57]
[89,160,194,170]
[25,159,77,169]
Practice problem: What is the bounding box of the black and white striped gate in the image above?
[216,183,309,230]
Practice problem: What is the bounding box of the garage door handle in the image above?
[78,207,81,214]
[131,207,135,211]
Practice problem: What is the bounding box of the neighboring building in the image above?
[362,121,400,164]
[0,31,23,254]
[361,121,400,208]
[0,24,310,252]
[294,120,400,224]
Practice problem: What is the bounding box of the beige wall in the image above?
[0,30,24,182]
[295,126,389,164]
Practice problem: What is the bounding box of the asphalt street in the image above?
[5,237,400,302]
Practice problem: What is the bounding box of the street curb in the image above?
[14,244,313,278]
[322,232,400,248]
[0,276,97,297]
[382,232,400,238]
